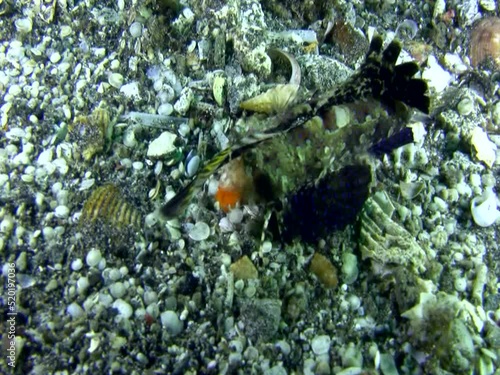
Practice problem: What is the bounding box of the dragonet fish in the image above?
[159,35,430,242]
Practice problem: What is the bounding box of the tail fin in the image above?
[314,35,430,116]
[370,36,430,114]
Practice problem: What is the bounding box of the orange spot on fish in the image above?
[215,186,242,212]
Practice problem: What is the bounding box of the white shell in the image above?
[108,73,124,89]
[189,222,210,241]
[15,18,33,33]
[186,155,200,177]
[471,189,500,227]
[470,127,497,168]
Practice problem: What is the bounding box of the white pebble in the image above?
[8,84,22,96]
[0,174,9,188]
[71,258,83,271]
[147,131,177,157]
[144,291,158,306]
[422,55,452,93]
[120,82,140,99]
[174,88,193,115]
[179,123,190,137]
[110,282,126,299]
[219,217,233,232]
[120,266,128,277]
[67,302,85,319]
[228,208,243,224]
[60,25,72,38]
[454,277,467,292]
[112,299,133,319]
[129,22,143,38]
[160,310,183,335]
[311,335,331,355]
[86,248,102,267]
[77,276,90,294]
[347,294,361,310]
[470,173,481,188]
[186,155,200,177]
[54,205,70,219]
[6,127,26,139]
[37,148,53,165]
[105,269,119,282]
[158,103,173,116]
[15,18,33,33]
[50,52,61,64]
[42,226,54,241]
[108,73,124,89]
[132,161,144,170]
[79,178,95,191]
[188,222,210,241]
[123,129,138,148]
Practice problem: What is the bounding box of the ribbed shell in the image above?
[80,184,142,228]
[470,17,500,67]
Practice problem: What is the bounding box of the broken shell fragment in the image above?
[267,48,301,86]
[240,83,299,114]
[400,181,425,200]
[213,76,225,106]
[470,127,497,168]
[240,48,301,114]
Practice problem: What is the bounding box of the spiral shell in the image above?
[469,17,500,68]
[80,184,142,227]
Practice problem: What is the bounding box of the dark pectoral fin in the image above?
[281,165,371,243]
[369,126,414,157]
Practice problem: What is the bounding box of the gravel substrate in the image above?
[1,0,500,374]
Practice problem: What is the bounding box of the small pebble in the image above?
[228,208,244,224]
[71,258,83,271]
[454,277,467,292]
[77,276,90,294]
[275,340,291,356]
[147,131,177,157]
[15,18,33,33]
[110,282,126,299]
[54,205,70,219]
[186,155,200,177]
[160,310,183,335]
[112,299,133,319]
[86,249,102,267]
[109,73,124,89]
[144,291,158,305]
[311,335,331,355]
[132,161,144,170]
[50,51,61,64]
[129,22,143,38]
[158,103,173,116]
[457,98,473,116]
[67,302,85,319]
[108,268,122,281]
[188,222,210,241]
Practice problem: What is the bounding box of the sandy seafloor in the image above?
[1,0,500,374]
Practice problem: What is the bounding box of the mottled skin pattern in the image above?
[160,35,429,237]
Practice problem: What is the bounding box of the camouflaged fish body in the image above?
[160,35,430,231]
